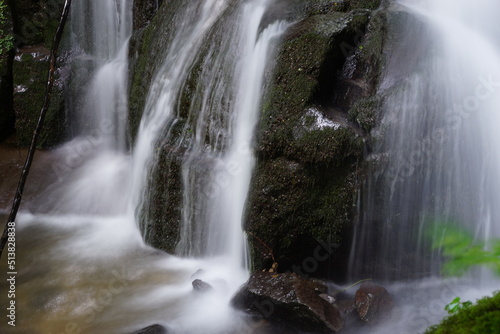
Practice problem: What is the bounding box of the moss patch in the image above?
[425,292,500,334]
[13,50,66,147]
[246,6,384,280]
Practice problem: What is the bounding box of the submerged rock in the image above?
[131,324,168,334]
[192,279,213,292]
[354,282,393,324]
[231,272,343,333]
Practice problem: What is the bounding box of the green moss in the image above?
[247,4,384,280]
[289,127,363,164]
[425,292,500,334]
[347,0,381,10]
[347,97,381,133]
[129,0,198,141]
[13,52,65,147]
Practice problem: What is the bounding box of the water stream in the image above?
[347,0,500,331]
[0,0,287,333]
[2,0,500,333]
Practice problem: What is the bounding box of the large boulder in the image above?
[246,1,386,280]
[128,0,387,271]
[231,272,344,333]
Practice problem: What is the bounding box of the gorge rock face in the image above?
[231,272,343,333]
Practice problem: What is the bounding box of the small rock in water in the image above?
[192,279,213,292]
[130,324,168,334]
[354,283,394,324]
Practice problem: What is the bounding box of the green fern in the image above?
[428,221,500,276]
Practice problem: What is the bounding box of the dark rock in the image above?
[231,272,343,333]
[12,46,67,148]
[131,324,168,334]
[246,2,388,281]
[354,283,393,324]
[0,54,15,142]
[133,0,162,31]
[192,279,213,292]
[9,0,66,46]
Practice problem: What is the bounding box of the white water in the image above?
[70,0,132,151]
[348,0,500,332]
[0,0,289,333]
[350,0,500,280]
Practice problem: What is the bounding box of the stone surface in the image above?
[354,282,393,324]
[12,45,67,148]
[246,3,386,280]
[133,0,162,31]
[131,324,168,334]
[231,272,344,333]
[127,0,387,278]
[192,279,213,292]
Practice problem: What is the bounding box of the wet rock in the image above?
[131,324,168,334]
[246,3,386,280]
[231,272,343,333]
[13,47,67,148]
[133,0,161,31]
[354,283,393,324]
[192,279,213,292]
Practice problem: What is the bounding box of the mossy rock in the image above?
[141,145,183,254]
[133,0,161,31]
[247,4,387,280]
[13,49,66,148]
[425,291,500,334]
[128,0,186,141]
[347,96,382,133]
[9,0,65,46]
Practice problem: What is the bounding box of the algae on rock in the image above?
[246,1,385,280]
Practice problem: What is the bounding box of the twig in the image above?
[247,230,276,263]
[0,0,72,258]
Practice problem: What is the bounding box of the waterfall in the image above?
[350,0,500,282]
[70,0,132,151]
[1,0,289,333]
[31,0,133,215]
[132,0,288,272]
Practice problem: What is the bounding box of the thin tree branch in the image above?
[0,0,72,258]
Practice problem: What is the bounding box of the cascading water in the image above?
[351,0,500,281]
[346,0,500,332]
[0,0,288,333]
[133,0,288,272]
[70,0,132,151]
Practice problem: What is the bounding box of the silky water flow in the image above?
[347,0,500,332]
[0,0,288,333]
